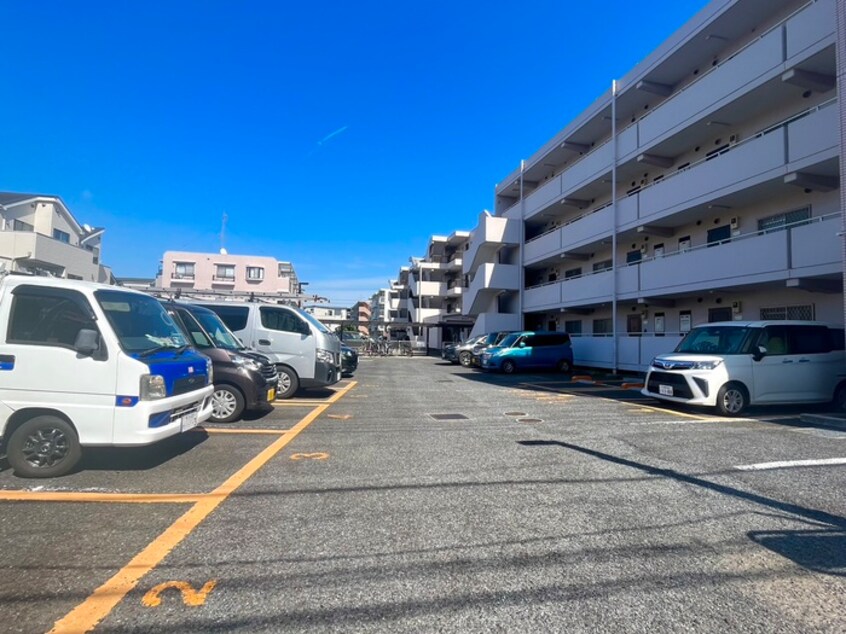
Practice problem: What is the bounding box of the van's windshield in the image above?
[498,334,521,348]
[675,326,752,355]
[96,290,187,353]
[300,310,331,334]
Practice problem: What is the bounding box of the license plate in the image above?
[181,410,198,432]
[267,388,276,402]
[659,384,674,397]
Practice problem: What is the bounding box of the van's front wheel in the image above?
[7,415,82,478]
[276,366,299,399]
[716,382,748,417]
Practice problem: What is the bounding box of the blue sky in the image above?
[0,0,708,305]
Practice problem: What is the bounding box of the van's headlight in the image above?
[692,360,722,370]
[207,359,214,384]
[316,348,334,363]
[140,375,167,400]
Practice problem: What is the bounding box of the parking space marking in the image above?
[272,400,333,407]
[735,457,846,471]
[49,379,357,634]
[290,452,330,460]
[0,491,203,504]
[141,580,217,607]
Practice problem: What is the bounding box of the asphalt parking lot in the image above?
[2,358,845,633]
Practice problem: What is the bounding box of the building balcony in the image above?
[464,212,520,275]
[464,263,520,316]
[446,285,464,298]
[0,230,100,280]
[411,280,447,297]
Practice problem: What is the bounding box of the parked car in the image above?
[480,331,573,374]
[0,275,213,477]
[162,301,278,423]
[441,341,459,364]
[341,344,358,376]
[339,331,368,350]
[470,331,515,367]
[642,320,846,416]
[201,302,341,399]
[454,335,486,367]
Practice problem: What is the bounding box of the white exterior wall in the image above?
[474,0,844,371]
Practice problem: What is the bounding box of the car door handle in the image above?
[258,339,272,346]
[781,359,794,364]
[797,359,811,363]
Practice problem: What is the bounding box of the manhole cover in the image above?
[517,418,544,423]
[504,412,527,417]
[428,413,469,421]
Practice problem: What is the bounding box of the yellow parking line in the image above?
[272,401,332,407]
[624,401,711,420]
[0,491,203,504]
[196,427,291,435]
[50,381,356,633]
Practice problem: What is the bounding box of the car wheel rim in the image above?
[212,390,237,418]
[723,389,744,414]
[22,427,69,468]
[278,374,291,392]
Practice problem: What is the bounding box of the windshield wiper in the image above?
[138,344,189,358]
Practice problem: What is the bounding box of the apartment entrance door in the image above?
[627,314,643,336]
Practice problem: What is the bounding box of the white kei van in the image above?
[642,321,846,416]
[201,302,341,399]
[0,275,214,477]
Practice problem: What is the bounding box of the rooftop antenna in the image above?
[219,211,228,255]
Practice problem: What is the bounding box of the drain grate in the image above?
[504,412,527,417]
[516,418,544,423]
[428,413,469,421]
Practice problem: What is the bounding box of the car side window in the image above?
[790,325,832,354]
[8,287,98,350]
[260,307,304,333]
[758,326,790,355]
[208,305,249,332]
[523,335,539,347]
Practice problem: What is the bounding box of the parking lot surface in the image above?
[1,358,845,633]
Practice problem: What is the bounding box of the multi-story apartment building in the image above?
[369,279,410,339]
[303,304,349,332]
[350,300,371,336]
[159,250,301,303]
[466,0,843,372]
[405,231,472,349]
[0,192,113,283]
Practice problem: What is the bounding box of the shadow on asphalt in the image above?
[76,429,210,472]
[519,438,846,575]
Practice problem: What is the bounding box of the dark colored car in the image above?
[469,331,514,367]
[162,301,279,423]
[339,331,368,350]
[341,344,358,376]
[441,342,459,364]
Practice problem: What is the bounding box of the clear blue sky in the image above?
[0,0,708,305]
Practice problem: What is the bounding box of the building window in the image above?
[758,207,811,234]
[592,260,612,273]
[214,264,235,281]
[626,249,642,264]
[564,319,582,334]
[706,225,731,246]
[760,304,815,321]
[52,229,71,243]
[173,262,195,280]
[246,266,264,281]
[678,236,691,252]
[12,219,34,232]
[564,267,582,279]
[592,318,613,336]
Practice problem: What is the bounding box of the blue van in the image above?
[480,331,573,374]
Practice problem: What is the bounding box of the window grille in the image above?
[758,207,811,233]
[760,304,814,321]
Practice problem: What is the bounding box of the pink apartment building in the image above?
[160,251,299,297]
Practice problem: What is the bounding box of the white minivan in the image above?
[202,302,341,399]
[0,275,214,477]
[642,321,846,416]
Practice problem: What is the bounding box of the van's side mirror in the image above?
[752,345,767,362]
[518,341,526,348]
[74,329,100,356]
[298,322,311,336]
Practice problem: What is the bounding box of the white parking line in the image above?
[734,457,846,471]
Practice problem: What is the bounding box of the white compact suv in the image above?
[642,321,846,416]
